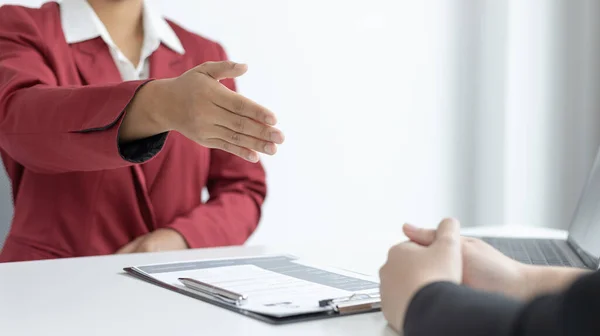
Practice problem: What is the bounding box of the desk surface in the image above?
[0,226,567,336]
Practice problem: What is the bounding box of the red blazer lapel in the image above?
[70,38,123,85]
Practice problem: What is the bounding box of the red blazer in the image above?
[0,3,267,262]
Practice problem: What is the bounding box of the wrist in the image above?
[520,264,542,300]
[138,79,173,132]
[120,80,171,142]
[520,265,589,299]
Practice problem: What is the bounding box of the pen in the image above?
[178,277,248,306]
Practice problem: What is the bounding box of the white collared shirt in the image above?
[59,0,185,81]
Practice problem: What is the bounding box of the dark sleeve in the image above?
[404,271,600,336]
[118,132,168,163]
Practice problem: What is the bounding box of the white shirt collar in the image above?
[59,0,185,55]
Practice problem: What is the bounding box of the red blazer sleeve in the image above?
[167,43,267,247]
[0,6,162,174]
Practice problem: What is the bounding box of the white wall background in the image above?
[158,0,465,247]
[1,0,600,251]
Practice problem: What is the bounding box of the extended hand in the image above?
[115,228,188,254]
[122,61,285,162]
[379,218,462,332]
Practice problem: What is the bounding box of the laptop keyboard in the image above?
[480,238,574,266]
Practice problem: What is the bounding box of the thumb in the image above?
[433,218,461,248]
[403,223,436,246]
[195,61,248,80]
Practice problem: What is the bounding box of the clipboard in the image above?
[123,254,381,325]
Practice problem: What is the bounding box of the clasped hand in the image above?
[379,218,532,332]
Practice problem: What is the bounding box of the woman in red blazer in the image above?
[0,0,284,262]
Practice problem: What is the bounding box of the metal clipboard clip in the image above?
[318,293,381,315]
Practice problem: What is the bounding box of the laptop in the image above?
[479,148,600,270]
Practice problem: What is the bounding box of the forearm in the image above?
[167,193,262,248]
[0,80,167,173]
[168,149,267,247]
[523,265,591,300]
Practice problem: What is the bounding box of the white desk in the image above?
[0,226,567,336]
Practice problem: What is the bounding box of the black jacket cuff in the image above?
[118,132,168,163]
